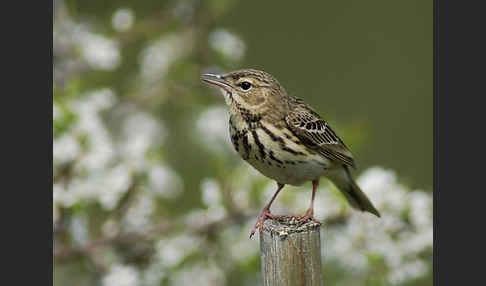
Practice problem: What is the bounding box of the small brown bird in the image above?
[201,69,380,238]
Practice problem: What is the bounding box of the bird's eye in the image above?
[240,81,252,90]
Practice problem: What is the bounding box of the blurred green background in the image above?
[53,0,433,285]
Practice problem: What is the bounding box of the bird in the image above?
[201,69,380,238]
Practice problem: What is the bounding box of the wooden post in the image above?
[259,217,323,286]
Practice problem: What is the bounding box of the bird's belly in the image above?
[248,156,327,186]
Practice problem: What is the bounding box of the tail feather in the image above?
[327,166,381,217]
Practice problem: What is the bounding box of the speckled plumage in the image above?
[202,69,380,237]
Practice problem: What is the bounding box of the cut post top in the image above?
[261,216,321,238]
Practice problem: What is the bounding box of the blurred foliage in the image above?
[53,0,432,285]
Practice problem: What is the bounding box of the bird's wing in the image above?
[285,101,355,168]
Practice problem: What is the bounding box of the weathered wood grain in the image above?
[259,217,323,286]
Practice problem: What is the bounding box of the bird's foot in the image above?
[296,209,321,226]
[249,208,281,239]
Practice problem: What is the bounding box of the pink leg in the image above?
[249,182,285,238]
[297,180,321,225]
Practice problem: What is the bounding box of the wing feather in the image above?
[285,98,355,168]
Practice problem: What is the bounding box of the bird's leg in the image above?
[297,180,321,226]
[249,183,285,238]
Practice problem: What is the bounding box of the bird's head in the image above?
[201,69,285,111]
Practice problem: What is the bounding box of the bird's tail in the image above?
[327,166,381,217]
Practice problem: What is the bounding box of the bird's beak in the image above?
[201,73,233,91]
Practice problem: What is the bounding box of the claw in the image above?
[296,210,321,227]
[249,208,282,239]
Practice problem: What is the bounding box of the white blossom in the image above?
[387,260,428,285]
[103,264,139,286]
[201,178,222,207]
[156,235,202,268]
[196,106,231,153]
[53,133,80,164]
[171,262,226,286]
[222,225,259,263]
[70,214,89,246]
[112,8,134,32]
[53,103,60,120]
[209,29,245,61]
[75,25,121,70]
[70,88,117,171]
[148,164,183,199]
[139,34,189,83]
[122,192,155,233]
[120,109,166,171]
